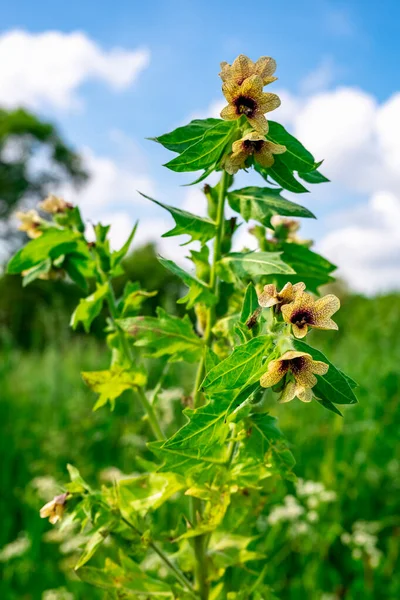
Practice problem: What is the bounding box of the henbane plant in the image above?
[8,54,358,598]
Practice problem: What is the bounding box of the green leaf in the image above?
[217,251,294,283]
[202,336,272,393]
[77,554,173,597]
[293,340,358,405]
[298,169,330,184]
[275,242,336,293]
[149,397,232,478]
[118,307,203,363]
[75,526,113,570]
[70,282,109,333]
[240,414,296,479]
[152,118,221,154]
[7,229,80,274]
[240,284,259,324]
[208,533,265,570]
[267,121,316,173]
[228,186,315,227]
[82,366,147,410]
[66,463,91,493]
[164,120,238,173]
[140,193,216,245]
[118,472,185,518]
[21,258,52,286]
[110,221,138,268]
[158,256,217,309]
[317,397,343,417]
[64,252,94,290]
[179,486,231,539]
[256,160,308,194]
[120,282,158,317]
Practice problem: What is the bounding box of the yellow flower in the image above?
[260,350,328,403]
[258,282,306,309]
[39,493,68,525]
[219,54,278,86]
[223,131,286,174]
[15,210,42,239]
[220,75,281,134]
[281,292,340,338]
[39,194,69,214]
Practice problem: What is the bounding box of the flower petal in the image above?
[260,359,287,388]
[220,104,238,121]
[297,386,313,403]
[240,74,264,99]
[258,92,281,113]
[292,323,308,338]
[231,54,255,84]
[279,381,297,403]
[248,113,269,134]
[311,360,329,376]
[222,81,239,103]
[256,148,274,168]
[314,294,340,320]
[255,56,277,80]
[258,284,278,307]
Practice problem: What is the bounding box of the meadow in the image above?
[1,289,399,599]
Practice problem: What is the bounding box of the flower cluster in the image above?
[259,282,340,403]
[265,479,337,538]
[341,521,382,568]
[220,54,285,174]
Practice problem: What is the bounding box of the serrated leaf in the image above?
[7,229,81,274]
[70,282,109,333]
[118,307,203,363]
[267,121,316,173]
[256,160,308,194]
[164,120,238,173]
[149,397,233,478]
[217,251,294,283]
[158,256,217,309]
[227,186,315,227]
[202,336,272,393]
[152,118,221,153]
[293,340,358,405]
[118,472,185,518]
[140,193,216,245]
[82,366,147,410]
[275,242,336,293]
[240,414,296,479]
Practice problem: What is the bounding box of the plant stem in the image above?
[190,169,230,600]
[105,279,165,441]
[120,516,197,597]
[193,170,229,408]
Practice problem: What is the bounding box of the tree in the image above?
[0,108,87,223]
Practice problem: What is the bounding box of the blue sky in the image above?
[2,0,400,293]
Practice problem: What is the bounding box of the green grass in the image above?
[0,293,399,599]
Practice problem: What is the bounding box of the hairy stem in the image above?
[193,170,229,408]
[191,169,230,600]
[105,279,165,441]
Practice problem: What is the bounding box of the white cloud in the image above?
[318,192,400,294]
[71,147,153,210]
[0,30,150,111]
[299,57,337,94]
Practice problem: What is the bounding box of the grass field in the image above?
[1,293,399,599]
